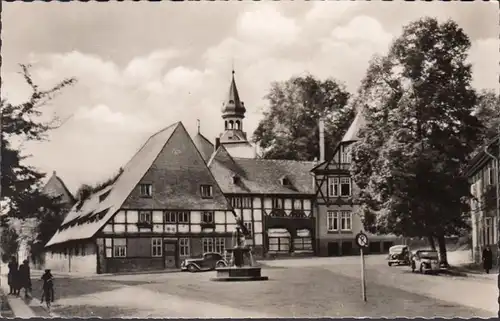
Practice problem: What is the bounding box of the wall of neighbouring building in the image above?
[44,242,97,274]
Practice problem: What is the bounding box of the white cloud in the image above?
[123,49,180,84]
[236,4,300,46]
[304,1,359,23]
[330,15,394,46]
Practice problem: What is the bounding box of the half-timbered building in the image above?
[312,111,401,256]
[208,144,316,257]
[45,122,238,274]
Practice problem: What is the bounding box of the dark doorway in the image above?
[369,242,381,254]
[164,241,178,268]
[327,242,339,256]
[383,241,394,252]
[341,241,353,256]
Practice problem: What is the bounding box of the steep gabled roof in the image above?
[46,122,179,247]
[47,121,233,247]
[208,146,316,195]
[193,132,214,163]
[43,171,76,205]
[341,110,367,143]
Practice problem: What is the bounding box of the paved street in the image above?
[15,252,495,318]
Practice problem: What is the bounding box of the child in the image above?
[40,269,54,304]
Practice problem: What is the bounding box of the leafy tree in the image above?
[1,64,76,256]
[474,90,500,143]
[253,75,353,161]
[0,215,19,263]
[350,18,482,266]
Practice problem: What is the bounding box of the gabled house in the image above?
[466,136,499,263]
[208,142,317,257]
[45,122,237,274]
[311,110,400,256]
[17,171,75,267]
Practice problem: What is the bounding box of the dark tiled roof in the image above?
[192,132,214,163]
[208,146,316,195]
[46,122,232,247]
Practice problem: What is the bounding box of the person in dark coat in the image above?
[7,256,19,295]
[482,245,493,274]
[18,259,32,298]
[40,269,54,304]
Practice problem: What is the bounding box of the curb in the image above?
[0,276,36,318]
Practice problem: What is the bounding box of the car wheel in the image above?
[411,263,415,272]
[216,262,226,268]
[187,264,198,273]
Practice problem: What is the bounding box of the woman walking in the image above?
[482,245,493,274]
[7,256,19,295]
[19,259,32,298]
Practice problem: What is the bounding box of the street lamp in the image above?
[483,130,500,318]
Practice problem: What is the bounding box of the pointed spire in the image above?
[222,69,246,116]
[197,119,200,133]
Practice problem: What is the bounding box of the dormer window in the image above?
[232,175,240,184]
[200,185,213,198]
[280,176,291,186]
[229,100,234,104]
[99,191,111,203]
[139,184,152,197]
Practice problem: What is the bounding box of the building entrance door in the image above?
[164,241,178,269]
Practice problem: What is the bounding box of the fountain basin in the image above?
[211,266,269,282]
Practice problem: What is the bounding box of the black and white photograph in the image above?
[0,1,498,318]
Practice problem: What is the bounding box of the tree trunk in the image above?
[427,235,436,250]
[437,234,449,267]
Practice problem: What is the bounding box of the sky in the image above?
[2,1,498,194]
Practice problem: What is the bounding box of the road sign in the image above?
[355,232,369,248]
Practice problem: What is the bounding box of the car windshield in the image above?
[419,251,438,259]
[389,246,406,254]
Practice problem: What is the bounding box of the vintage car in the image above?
[387,245,410,266]
[181,252,228,272]
[411,249,440,274]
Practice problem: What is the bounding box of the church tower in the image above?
[219,70,256,159]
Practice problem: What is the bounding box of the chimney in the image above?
[215,137,221,152]
[319,118,325,162]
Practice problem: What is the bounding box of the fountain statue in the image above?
[211,226,268,282]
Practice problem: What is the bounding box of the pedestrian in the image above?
[40,269,55,304]
[18,259,32,299]
[482,245,493,274]
[7,256,18,295]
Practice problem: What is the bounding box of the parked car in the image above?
[387,245,410,266]
[411,249,440,274]
[181,252,228,272]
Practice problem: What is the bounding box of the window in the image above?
[200,185,213,198]
[230,197,242,208]
[139,211,152,223]
[202,238,215,253]
[293,199,303,210]
[272,198,283,209]
[242,197,252,208]
[215,238,226,254]
[178,212,189,224]
[341,152,351,163]
[269,237,290,253]
[113,238,126,257]
[340,211,352,231]
[81,244,86,256]
[328,178,339,197]
[293,238,313,251]
[232,176,240,184]
[179,238,190,257]
[202,211,214,224]
[487,167,494,185]
[243,222,253,236]
[139,184,152,197]
[152,238,162,257]
[164,212,176,223]
[340,178,351,196]
[327,211,339,231]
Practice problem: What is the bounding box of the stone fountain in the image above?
[211,226,268,282]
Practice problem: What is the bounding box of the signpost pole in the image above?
[360,247,366,302]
